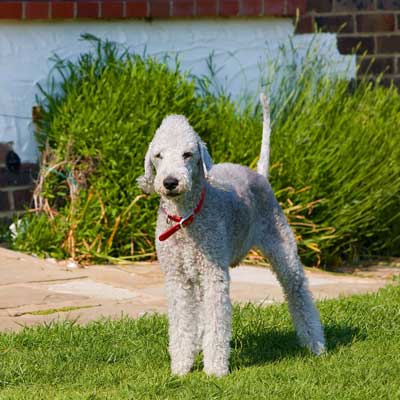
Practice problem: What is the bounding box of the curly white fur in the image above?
[137,99,325,377]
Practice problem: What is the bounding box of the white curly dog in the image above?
[137,95,325,377]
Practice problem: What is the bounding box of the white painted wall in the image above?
[0,19,355,163]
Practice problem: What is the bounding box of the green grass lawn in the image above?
[1,283,399,399]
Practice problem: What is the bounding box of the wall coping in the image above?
[0,1,306,20]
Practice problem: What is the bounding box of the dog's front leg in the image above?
[165,274,198,376]
[201,266,231,377]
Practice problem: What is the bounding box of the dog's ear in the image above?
[198,140,213,180]
[137,142,155,194]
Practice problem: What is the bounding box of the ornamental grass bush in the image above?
[12,35,400,267]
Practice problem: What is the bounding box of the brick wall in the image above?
[0,1,306,216]
[0,1,397,83]
[0,143,38,222]
[0,1,306,19]
[297,0,400,88]
[0,0,398,216]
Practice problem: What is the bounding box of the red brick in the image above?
[306,0,332,12]
[26,2,50,19]
[51,2,75,19]
[0,191,9,211]
[337,35,375,54]
[287,0,307,14]
[376,35,400,53]
[172,0,194,16]
[264,0,284,15]
[0,165,38,187]
[125,0,147,17]
[334,0,375,10]
[380,77,400,89]
[295,15,314,34]
[13,189,33,211]
[102,1,124,18]
[0,2,22,19]
[149,0,170,17]
[358,56,395,74]
[377,0,400,9]
[357,14,395,32]
[196,0,217,16]
[77,1,99,18]
[239,0,262,16]
[219,0,239,16]
[315,15,354,33]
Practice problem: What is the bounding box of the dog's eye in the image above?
[155,153,162,160]
[183,152,193,160]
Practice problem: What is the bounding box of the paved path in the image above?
[0,247,398,332]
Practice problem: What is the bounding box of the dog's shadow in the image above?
[228,323,364,369]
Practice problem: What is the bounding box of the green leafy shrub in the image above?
[270,79,400,264]
[11,35,400,267]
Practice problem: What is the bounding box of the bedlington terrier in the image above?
[137,95,325,377]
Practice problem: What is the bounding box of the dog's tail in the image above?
[257,93,271,179]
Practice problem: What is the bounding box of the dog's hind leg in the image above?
[257,207,326,355]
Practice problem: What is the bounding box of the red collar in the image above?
[159,187,206,242]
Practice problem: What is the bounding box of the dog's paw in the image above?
[171,361,192,376]
[311,340,326,356]
[204,365,229,377]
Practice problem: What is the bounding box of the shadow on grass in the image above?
[229,324,365,369]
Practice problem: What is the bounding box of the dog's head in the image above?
[137,115,212,197]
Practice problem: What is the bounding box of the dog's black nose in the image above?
[163,176,179,191]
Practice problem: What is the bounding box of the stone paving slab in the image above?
[0,247,398,332]
[0,247,88,285]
